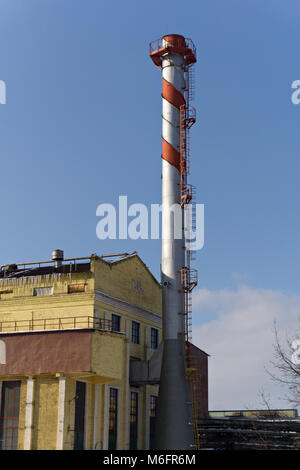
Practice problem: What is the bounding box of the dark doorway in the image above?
[73,381,86,450]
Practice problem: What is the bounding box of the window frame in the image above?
[68,284,86,294]
[111,313,121,333]
[0,380,21,450]
[150,327,159,349]
[108,387,119,450]
[149,395,158,450]
[131,321,140,345]
[129,390,139,450]
[33,286,53,297]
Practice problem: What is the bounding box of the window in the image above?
[73,381,86,450]
[108,388,118,450]
[151,328,159,349]
[130,392,138,450]
[33,287,53,297]
[68,284,85,294]
[111,314,121,333]
[150,395,158,450]
[0,289,13,300]
[0,381,21,450]
[131,321,140,344]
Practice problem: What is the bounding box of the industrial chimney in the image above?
[149,35,197,449]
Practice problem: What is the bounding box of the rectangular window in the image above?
[150,328,159,349]
[33,287,53,297]
[73,381,86,450]
[131,321,140,344]
[111,314,121,333]
[0,381,21,450]
[130,391,138,450]
[0,290,13,300]
[108,388,118,450]
[149,395,158,450]
[68,284,85,294]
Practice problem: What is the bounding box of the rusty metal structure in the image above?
[150,34,201,449]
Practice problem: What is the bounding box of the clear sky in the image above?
[1,0,300,410]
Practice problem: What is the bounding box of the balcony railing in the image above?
[0,316,123,334]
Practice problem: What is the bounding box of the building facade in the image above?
[0,251,208,450]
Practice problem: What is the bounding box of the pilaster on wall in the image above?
[24,377,35,450]
[103,384,109,450]
[93,384,99,449]
[125,319,130,449]
[145,326,150,450]
[56,376,66,450]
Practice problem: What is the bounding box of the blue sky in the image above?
[1,0,300,409]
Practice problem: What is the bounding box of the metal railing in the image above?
[149,37,196,57]
[0,252,131,274]
[0,316,123,334]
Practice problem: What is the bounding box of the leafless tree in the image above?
[266,320,300,407]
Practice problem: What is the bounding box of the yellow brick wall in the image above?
[92,256,162,315]
[91,332,124,381]
[0,272,94,332]
[31,377,59,450]
[94,304,162,363]
[0,271,93,298]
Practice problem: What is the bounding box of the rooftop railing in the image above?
[0,316,124,334]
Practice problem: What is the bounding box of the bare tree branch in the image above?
[265,319,300,407]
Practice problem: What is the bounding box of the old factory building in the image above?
[0,250,208,450]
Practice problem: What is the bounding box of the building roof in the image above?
[0,251,161,286]
[0,262,91,279]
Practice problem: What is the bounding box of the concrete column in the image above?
[56,376,66,450]
[145,326,150,449]
[103,384,109,449]
[124,319,130,449]
[93,385,99,449]
[24,377,34,450]
[0,340,6,365]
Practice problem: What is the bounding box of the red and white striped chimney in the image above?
[149,34,197,450]
[161,35,186,341]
